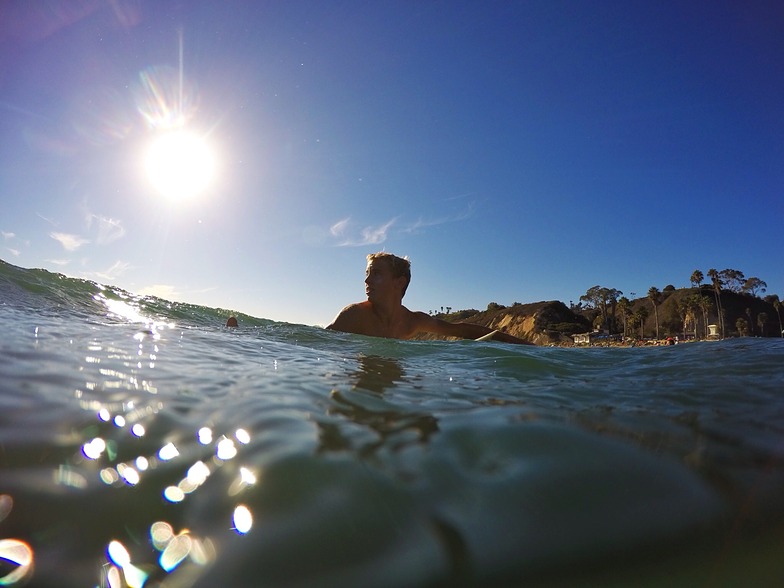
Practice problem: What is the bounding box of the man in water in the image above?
[327,252,531,344]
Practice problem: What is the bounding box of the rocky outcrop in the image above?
[414,301,591,345]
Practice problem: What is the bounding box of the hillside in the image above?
[610,287,783,339]
[416,287,782,345]
[413,301,591,345]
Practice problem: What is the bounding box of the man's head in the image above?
[366,252,411,298]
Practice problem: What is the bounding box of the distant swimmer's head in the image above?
[366,252,411,297]
[226,316,238,327]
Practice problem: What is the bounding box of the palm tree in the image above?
[765,294,782,337]
[628,314,640,338]
[607,288,623,333]
[690,269,704,290]
[617,296,631,338]
[758,312,768,337]
[707,269,724,338]
[736,317,749,337]
[635,307,649,339]
[680,294,700,339]
[648,286,661,340]
[697,295,712,340]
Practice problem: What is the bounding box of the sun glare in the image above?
[145,131,215,202]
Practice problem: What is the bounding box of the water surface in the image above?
[1,261,783,587]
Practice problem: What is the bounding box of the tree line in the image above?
[574,268,782,340]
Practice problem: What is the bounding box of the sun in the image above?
[145,130,216,202]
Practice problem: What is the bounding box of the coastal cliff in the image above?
[414,301,590,345]
[418,286,783,345]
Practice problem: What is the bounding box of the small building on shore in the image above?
[572,331,613,345]
[707,324,720,339]
[572,332,593,345]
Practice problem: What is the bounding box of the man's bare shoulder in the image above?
[337,301,370,315]
[326,301,371,331]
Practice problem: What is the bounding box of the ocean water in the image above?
[2,260,784,587]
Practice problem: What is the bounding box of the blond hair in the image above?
[367,252,411,296]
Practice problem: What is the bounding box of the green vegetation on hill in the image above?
[429,268,781,344]
[573,268,781,339]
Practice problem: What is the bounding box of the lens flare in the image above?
[0,539,34,586]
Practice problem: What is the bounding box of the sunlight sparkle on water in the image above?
[107,540,148,588]
[240,467,256,485]
[159,533,193,572]
[178,460,210,494]
[99,296,147,324]
[100,468,120,485]
[198,427,213,444]
[83,437,106,460]
[108,540,131,567]
[228,466,258,496]
[118,464,140,486]
[216,436,237,460]
[158,442,179,460]
[233,505,253,535]
[150,522,174,551]
[164,486,185,503]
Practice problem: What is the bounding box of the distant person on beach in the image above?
[327,252,531,344]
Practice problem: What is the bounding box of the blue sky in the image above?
[1,1,782,327]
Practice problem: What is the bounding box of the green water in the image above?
[1,260,784,587]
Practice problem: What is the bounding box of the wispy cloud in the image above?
[84,260,130,282]
[330,218,350,237]
[331,217,397,247]
[2,231,32,258]
[50,231,90,251]
[137,284,180,300]
[46,258,70,266]
[37,213,57,226]
[86,214,125,244]
[2,231,20,256]
[329,204,474,247]
[401,202,475,234]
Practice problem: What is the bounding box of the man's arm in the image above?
[410,312,532,345]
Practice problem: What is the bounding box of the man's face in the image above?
[365,260,403,302]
